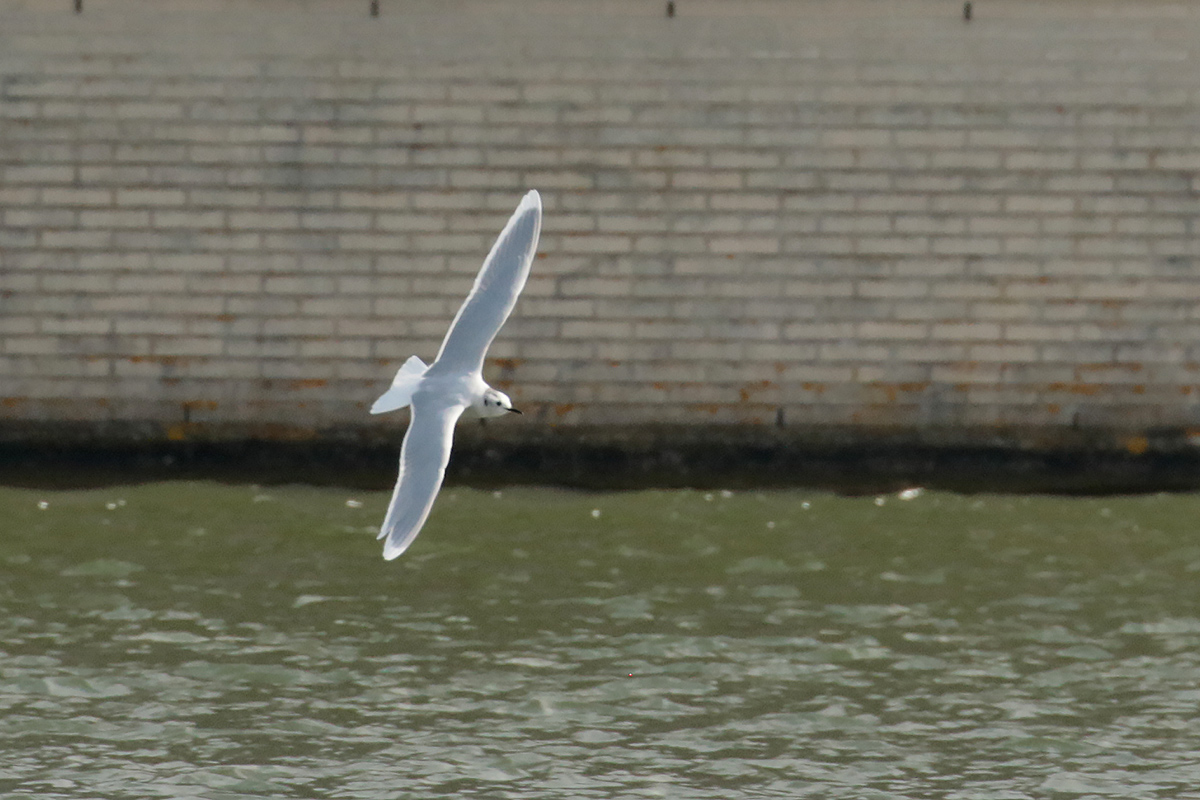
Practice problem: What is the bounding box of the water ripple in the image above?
[2,485,1200,797]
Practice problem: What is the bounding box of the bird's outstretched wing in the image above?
[425,190,542,377]
[377,395,468,560]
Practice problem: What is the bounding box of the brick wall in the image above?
[4,0,1200,445]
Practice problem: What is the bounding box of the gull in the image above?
[369,190,542,560]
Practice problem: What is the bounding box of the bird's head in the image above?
[479,387,521,418]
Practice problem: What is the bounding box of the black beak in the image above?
[508,407,522,414]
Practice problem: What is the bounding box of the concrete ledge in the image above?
[3,421,1199,494]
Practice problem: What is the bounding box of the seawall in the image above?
[4,0,1200,486]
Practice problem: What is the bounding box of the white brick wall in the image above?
[4,0,1200,440]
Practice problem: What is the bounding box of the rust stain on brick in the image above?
[554,403,576,417]
[1048,382,1102,396]
[801,382,827,395]
[288,379,327,389]
[127,355,186,366]
[1124,435,1149,456]
[1,397,25,408]
[182,400,218,411]
[871,382,931,402]
[738,380,773,402]
[491,358,525,370]
[166,424,191,441]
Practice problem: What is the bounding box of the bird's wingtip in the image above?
[522,189,542,208]
[381,529,413,559]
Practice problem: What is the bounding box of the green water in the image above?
[3,484,1200,798]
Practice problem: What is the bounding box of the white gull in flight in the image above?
[369,190,542,559]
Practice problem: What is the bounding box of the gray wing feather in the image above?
[425,190,542,376]
[378,396,467,560]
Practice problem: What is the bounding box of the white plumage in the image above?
[370,190,542,559]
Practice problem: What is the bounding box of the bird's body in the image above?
[370,190,542,560]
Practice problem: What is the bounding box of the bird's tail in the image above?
[369,356,428,414]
